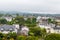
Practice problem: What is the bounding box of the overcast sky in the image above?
[0,0,60,14]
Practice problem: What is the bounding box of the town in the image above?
[0,13,59,40]
[0,0,60,40]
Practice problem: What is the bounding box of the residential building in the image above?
[46,26,60,34]
[20,26,29,36]
[39,23,60,34]
[13,24,19,29]
[3,16,13,21]
[0,25,18,34]
[36,16,50,22]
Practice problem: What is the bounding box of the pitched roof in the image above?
[0,25,15,31]
[53,27,60,30]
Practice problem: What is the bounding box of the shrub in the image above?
[17,36,26,40]
[44,33,60,40]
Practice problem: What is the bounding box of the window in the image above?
[9,29,13,32]
[1,28,4,32]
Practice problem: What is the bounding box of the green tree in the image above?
[25,18,31,24]
[47,18,52,24]
[16,16,24,24]
[25,24,36,27]
[32,17,36,24]
[25,17,37,27]
[4,14,12,17]
[0,33,4,40]
[16,13,19,17]
[0,19,7,24]
[7,32,17,40]
[26,36,38,40]
[17,36,26,40]
[45,33,60,40]
[51,19,57,27]
[29,27,42,37]
[0,14,4,17]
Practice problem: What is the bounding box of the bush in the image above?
[44,33,60,40]
[18,36,39,40]
[25,24,36,27]
[17,36,26,40]
[29,27,42,37]
[26,36,38,40]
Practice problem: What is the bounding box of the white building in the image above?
[46,27,60,34]
[20,26,29,35]
[24,17,27,20]
[13,24,19,29]
[39,23,60,34]
[3,17,13,21]
[36,16,41,22]
[36,16,50,22]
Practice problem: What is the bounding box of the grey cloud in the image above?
[0,0,60,14]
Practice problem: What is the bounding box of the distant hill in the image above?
[0,11,60,17]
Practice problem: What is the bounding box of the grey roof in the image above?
[0,25,15,31]
[53,27,60,30]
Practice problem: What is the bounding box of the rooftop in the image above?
[0,25,15,31]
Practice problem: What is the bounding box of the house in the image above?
[39,23,55,28]
[24,17,27,20]
[3,16,13,21]
[39,23,60,34]
[36,16,41,22]
[46,26,60,34]
[38,16,60,34]
[13,24,19,29]
[20,26,29,36]
[52,27,60,33]
[36,16,50,22]
[0,25,18,34]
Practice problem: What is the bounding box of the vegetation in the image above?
[0,32,17,40]
[0,18,7,24]
[29,27,42,36]
[44,33,60,40]
[0,32,60,40]
[0,14,60,40]
[17,35,38,40]
[47,18,58,27]
[47,18,52,24]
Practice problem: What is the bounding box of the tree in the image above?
[41,28,46,40]
[4,14,12,17]
[32,17,36,24]
[16,13,19,17]
[51,19,57,27]
[44,33,60,40]
[25,24,36,27]
[14,16,25,24]
[29,27,42,37]
[17,36,38,40]
[7,32,17,40]
[25,17,37,27]
[0,14,4,17]
[0,33,4,40]
[47,18,58,27]
[0,19,7,24]
[26,36,38,40]
[17,36,26,40]
[47,18,52,24]
[25,18,31,24]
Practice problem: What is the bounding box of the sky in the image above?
[0,0,60,14]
